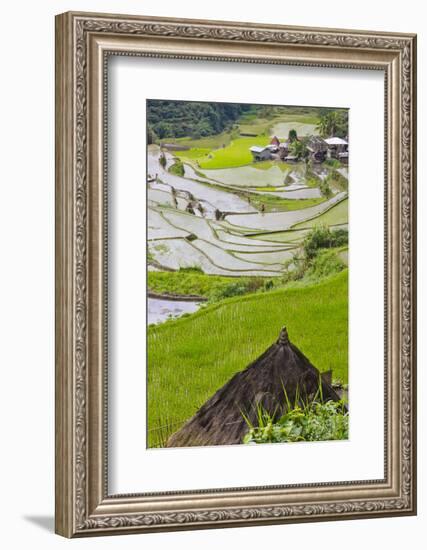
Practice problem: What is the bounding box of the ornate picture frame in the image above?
[55,11,417,537]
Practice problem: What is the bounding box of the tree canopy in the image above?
[147,100,253,140]
[316,109,348,138]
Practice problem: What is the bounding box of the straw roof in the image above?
[166,327,342,448]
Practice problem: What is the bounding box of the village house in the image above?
[249,134,349,164]
[324,137,349,162]
[250,136,285,161]
[249,145,271,161]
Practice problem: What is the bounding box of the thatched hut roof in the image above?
[166,327,343,448]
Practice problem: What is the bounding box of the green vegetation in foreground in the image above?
[147,270,348,447]
[324,158,342,169]
[248,194,325,213]
[168,159,185,177]
[293,198,348,229]
[303,225,348,259]
[243,399,348,444]
[148,268,265,302]
[277,226,348,287]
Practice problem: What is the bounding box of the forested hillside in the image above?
[147,100,253,141]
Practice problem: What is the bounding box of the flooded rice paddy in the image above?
[148,297,201,325]
[147,144,348,323]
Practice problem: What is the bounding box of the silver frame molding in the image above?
[55,11,417,538]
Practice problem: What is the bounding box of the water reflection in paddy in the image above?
[148,297,201,325]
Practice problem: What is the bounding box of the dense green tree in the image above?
[289,136,309,160]
[147,100,253,140]
[316,110,348,138]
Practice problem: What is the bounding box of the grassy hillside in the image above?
[147,269,348,447]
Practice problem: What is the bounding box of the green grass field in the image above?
[177,136,270,169]
[147,269,348,447]
[174,147,211,160]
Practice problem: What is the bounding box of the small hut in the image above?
[249,145,271,162]
[166,327,342,448]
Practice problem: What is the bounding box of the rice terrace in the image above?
[146,100,349,448]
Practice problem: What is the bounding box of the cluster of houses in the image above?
[249,134,349,164]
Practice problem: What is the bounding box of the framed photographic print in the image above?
[55,11,417,537]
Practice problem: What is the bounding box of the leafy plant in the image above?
[289,136,309,160]
[303,225,348,259]
[324,158,342,169]
[243,398,349,444]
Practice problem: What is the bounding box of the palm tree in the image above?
[316,114,330,137]
[316,110,347,138]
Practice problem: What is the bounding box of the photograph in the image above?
[146,100,350,448]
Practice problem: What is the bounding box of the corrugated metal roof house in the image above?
[249,145,271,161]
